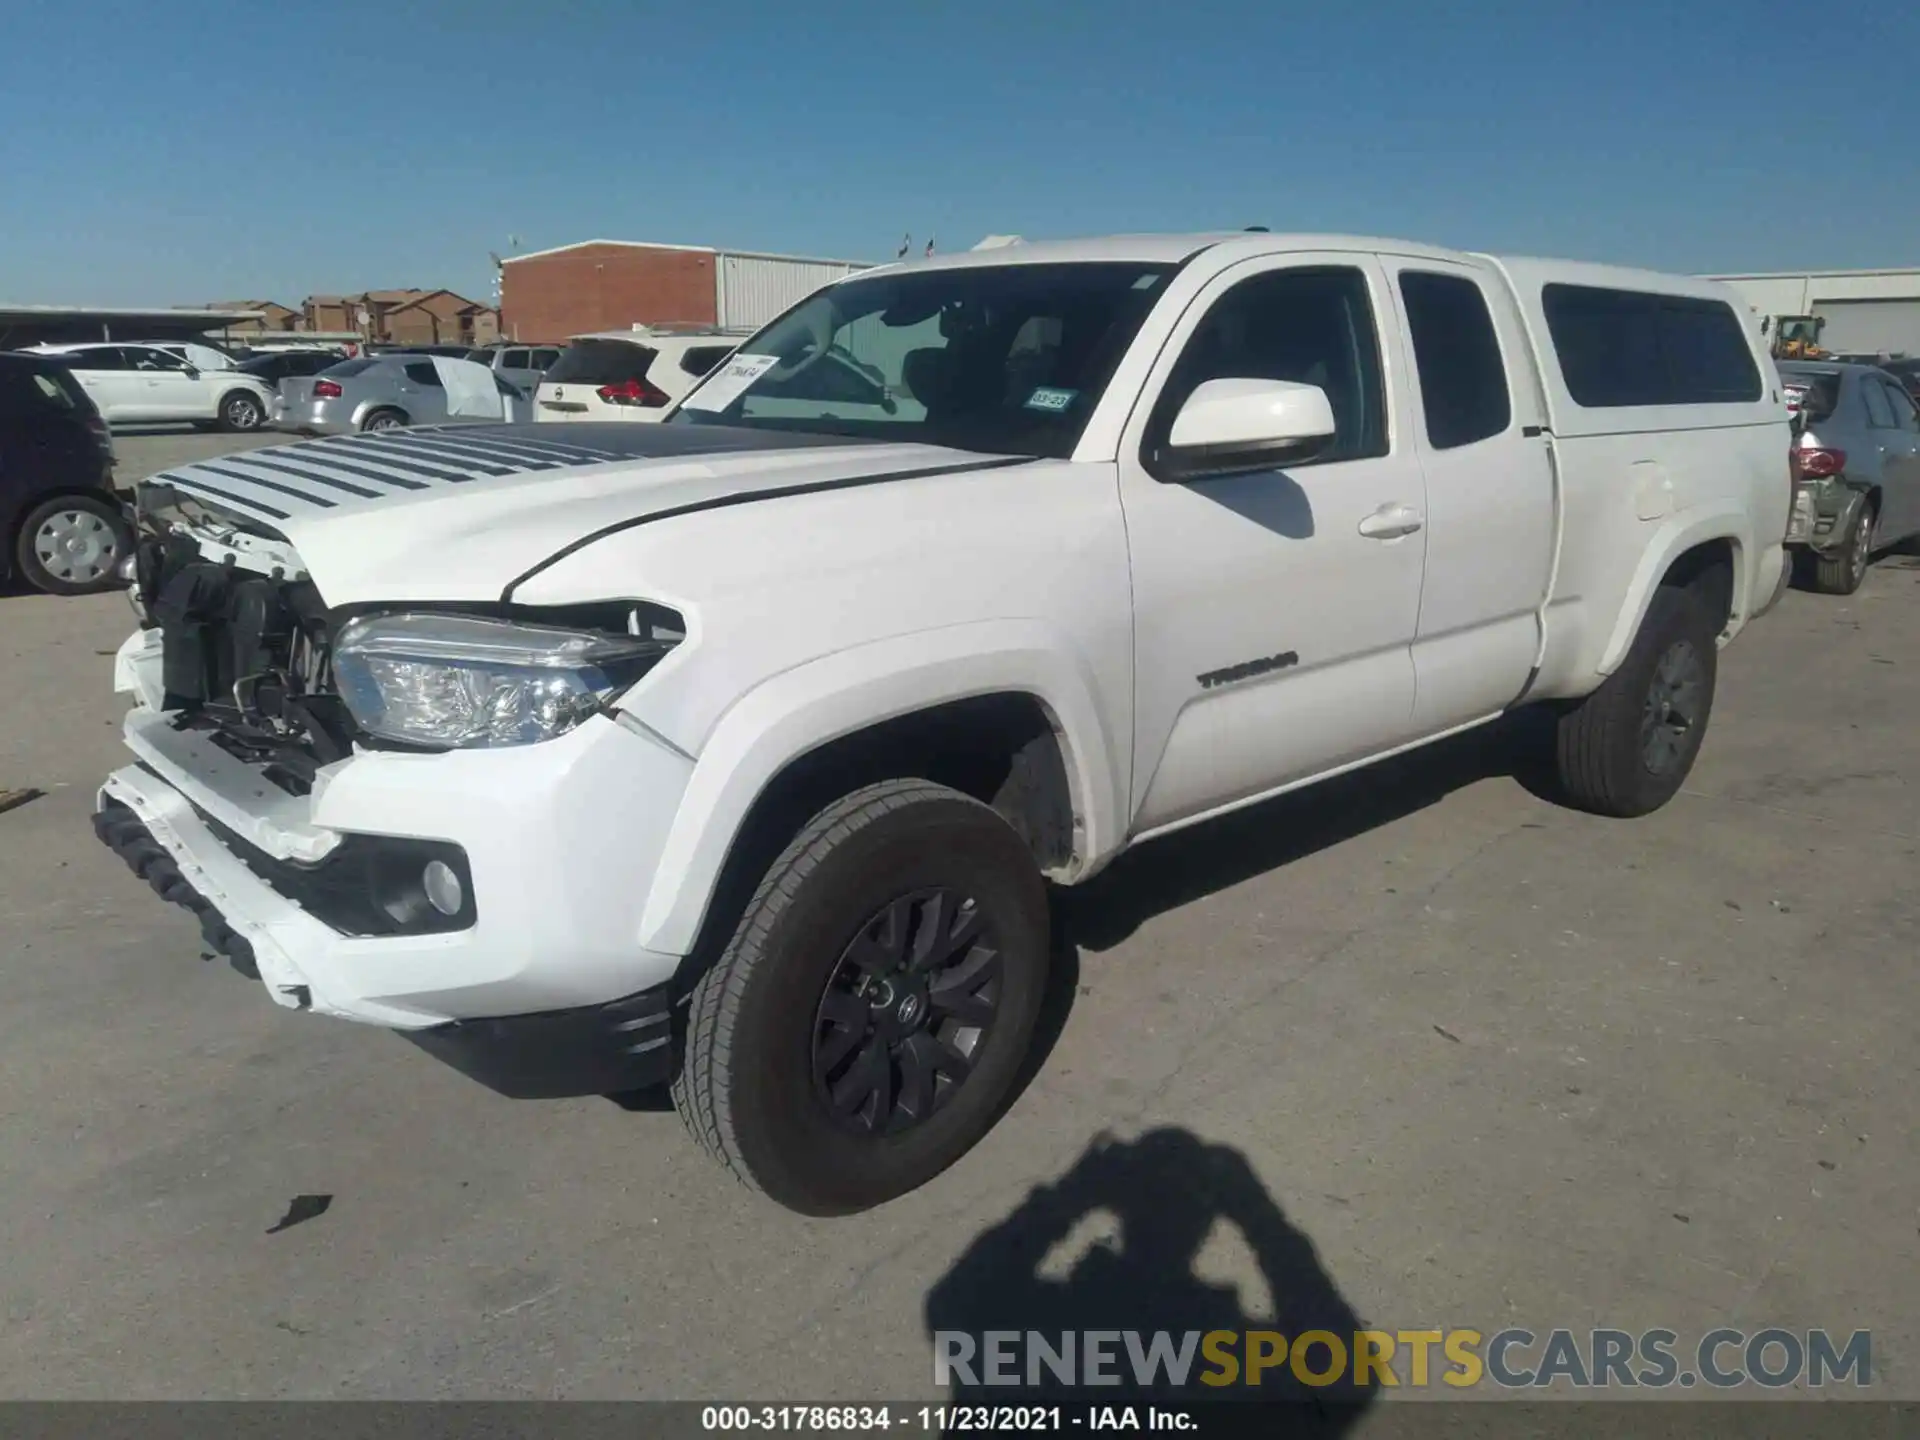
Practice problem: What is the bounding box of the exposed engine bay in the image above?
[129,481,684,793]
[131,484,354,792]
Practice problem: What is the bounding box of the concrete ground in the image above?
[1,429,1914,1407]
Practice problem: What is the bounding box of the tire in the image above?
[1553,584,1717,818]
[218,389,266,432]
[1812,499,1875,595]
[14,493,131,596]
[675,779,1050,1215]
[361,409,407,433]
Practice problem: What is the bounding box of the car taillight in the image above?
[313,379,343,399]
[597,376,669,408]
[1792,447,1845,480]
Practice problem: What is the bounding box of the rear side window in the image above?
[1862,378,1897,428]
[531,348,561,368]
[403,361,443,387]
[1883,383,1920,432]
[544,339,657,386]
[679,344,735,378]
[1399,271,1512,449]
[1543,285,1762,407]
[0,365,85,417]
[66,347,125,371]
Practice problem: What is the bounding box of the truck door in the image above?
[1117,254,1428,834]
[1382,259,1555,731]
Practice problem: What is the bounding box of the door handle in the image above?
[1358,504,1424,539]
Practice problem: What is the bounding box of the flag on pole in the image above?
[925,236,936,257]
[897,233,912,258]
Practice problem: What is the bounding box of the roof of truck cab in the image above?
[1485,254,1744,303]
[846,235,1727,298]
[849,232,1479,275]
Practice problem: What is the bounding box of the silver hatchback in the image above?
[272,355,531,436]
[1781,361,1920,594]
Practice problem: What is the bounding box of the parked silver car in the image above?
[1781,361,1920,593]
[272,355,531,436]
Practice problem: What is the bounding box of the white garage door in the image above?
[1812,298,1920,355]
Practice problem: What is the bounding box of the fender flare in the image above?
[1596,503,1751,676]
[631,620,1126,956]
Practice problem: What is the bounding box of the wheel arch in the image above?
[631,623,1126,958]
[216,384,268,416]
[354,402,409,430]
[1596,508,1751,677]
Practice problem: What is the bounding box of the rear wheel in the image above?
[1553,584,1718,817]
[675,780,1050,1215]
[1812,500,1875,595]
[218,389,265,432]
[361,409,407,433]
[14,493,130,596]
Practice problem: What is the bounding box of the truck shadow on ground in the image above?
[923,1126,1373,1430]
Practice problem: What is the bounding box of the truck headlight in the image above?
[333,612,674,749]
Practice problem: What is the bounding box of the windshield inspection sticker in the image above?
[682,353,779,412]
[1024,387,1078,413]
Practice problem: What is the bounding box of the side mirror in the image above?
[1156,378,1336,481]
[182,365,201,379]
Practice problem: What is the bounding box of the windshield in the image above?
[671,261,1175,458]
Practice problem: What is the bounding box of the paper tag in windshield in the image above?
[682,353,778,411]
[1024,386,1077,413]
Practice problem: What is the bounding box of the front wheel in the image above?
[14,493,131,596]
[674,780,1050,1215]
[219,389,266,432]
[1553,584,1718,817]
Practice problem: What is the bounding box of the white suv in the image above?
[29,343,274,431]
[533,329,739,422]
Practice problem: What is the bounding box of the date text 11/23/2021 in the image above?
[702,1406,1194,1433]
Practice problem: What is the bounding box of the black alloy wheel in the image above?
[1639,637,1705,778]
[812,887,1002,1135]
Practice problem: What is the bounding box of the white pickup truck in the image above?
[95,233,1791,1214]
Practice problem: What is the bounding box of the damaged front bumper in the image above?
[96,626,698,1094]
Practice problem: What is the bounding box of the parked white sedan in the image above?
[26,343,274,431]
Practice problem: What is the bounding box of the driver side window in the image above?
[133,348,187,372]
[1146,266,1389,471]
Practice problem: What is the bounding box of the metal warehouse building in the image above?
[1707,267,1920,355]
[499,240,869,344]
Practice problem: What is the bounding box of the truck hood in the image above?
[142,423,1011,605]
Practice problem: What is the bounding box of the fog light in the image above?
[422,860,464,917]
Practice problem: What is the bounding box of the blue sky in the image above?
[2,0,1915,306]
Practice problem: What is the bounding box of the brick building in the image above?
[500,239,867,343]
[202,300,302,335]
[300,289,499,345]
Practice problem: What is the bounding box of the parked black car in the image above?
[236,349,346,388]
[0,352,129,595]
